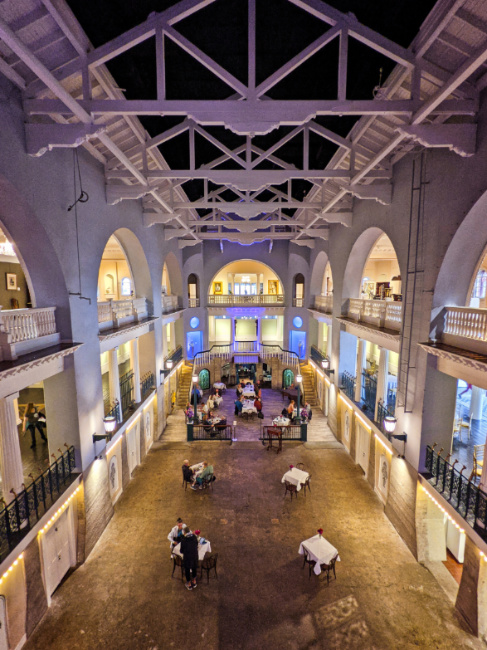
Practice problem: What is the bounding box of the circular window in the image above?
[293,316,303,328]
[190,317,199,329]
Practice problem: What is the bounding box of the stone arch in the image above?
[0,173,72,337]
[309,251,330,296]
[188,273,200,300]
[98,228,153,303]
[342,227,402,302]
[208,259,284,297]
[162,251,183,297]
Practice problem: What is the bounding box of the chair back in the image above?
[296,463,305,471]
[173,554,183,567]
[285,480,297,493]
[474,444,484,461]
[202,552,218,569]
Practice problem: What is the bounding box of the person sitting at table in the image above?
[287,400,295,417]
[167,517,187,548]
[254,397,263,412]
[281,407,289,416]
[236,385,243,398]
[184,403,194,419]
[256,386,262,399]
[207,396,215,411]
[211,416,227,437]
[234,397,243,416]
[193,461,214,489]
[182,460,194,484]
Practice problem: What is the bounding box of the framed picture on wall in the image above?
[213,281,223,294]
[6,273,17,290]
[268,280,278,294]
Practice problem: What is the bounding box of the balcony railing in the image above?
[97,298,149,331]
[0,446,77,562]
[162,345,183,378]
[0,307,60,360]
[310,345,327,366]
[440,306,487,355]
[341,371,356,401]
[361,371,377,412]
[376,399,395,432]
[161,294,180,313]
[424,445,487,541]
[188,298,199,308]
[188,424,233,441]
[293,298,304,307]
[348,299,402,332]
[260,424,307,442]
[120,371,135,418]
[314,295,333,313]
[140,372,155,400]
[208,294,284,306]
[234,341,259,353]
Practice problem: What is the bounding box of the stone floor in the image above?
[24,406,486,650]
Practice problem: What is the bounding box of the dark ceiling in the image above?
[67,0,437,209]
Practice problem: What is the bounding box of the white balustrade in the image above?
[0,307,57,342]
[347,299,402,332]
[314,295,333,313]
[293,298,304,307]
[442,306,487,354]
[161,294,179,313]
[208,294,284,305]
[188,298,199,308]
[97,302,112,323]
[97,297,149,330]
[234,341,259,353]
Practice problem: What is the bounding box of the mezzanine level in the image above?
[208,294,284,306]
[0,307,60,361]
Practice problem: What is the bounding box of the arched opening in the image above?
[188,273,199,307]
[0,223,32,310]
[208,260,283,300]
[360,233,401,301]
[162,252,183,314]
[322,262,333,296]
[293,273,305,307]
[468,247,487,308]
[97,235,135,302]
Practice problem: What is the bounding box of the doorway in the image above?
[290,330,306,359]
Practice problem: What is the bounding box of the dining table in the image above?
[242,399,257,415]
[213,382,226,391]
[172,538,212,562]
[298,534,340,575]
[281,467,309,491]
[273,416,290,427]
[190,461,204,478]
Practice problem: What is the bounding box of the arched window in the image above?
[120,277,132,296]
[473,269,487,299]
[188,273,199,306]
[293,273,305,306]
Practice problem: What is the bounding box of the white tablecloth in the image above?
[242,406,257,415]
[213,395,223,405]
[273,417,290,426]
[281,467,309,491]
[173,539,212,562]
[298,535,340,575]
[190,462,204,478]
[213,382,225,390]
[243,390,255,398]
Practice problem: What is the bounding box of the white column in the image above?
[162,323,168,360]
[258,273,263,295]
[326,323,332,358]
[0,392,24,503]
[257,318,262,349]
[317,322,324,351]
[131,338,142,403]
[470,386,484,420]
[108,347,122,422]
[354,339,366,403]
[231,318,236,350]
[169,322,176,353]
[375,348,389,420]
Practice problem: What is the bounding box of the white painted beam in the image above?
[395,124,477,157]
[25,123,107,156]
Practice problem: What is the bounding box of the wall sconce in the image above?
[93,415,117,444]
[383,415,397,434]
[321,358,335,375]
[166,359,173,370]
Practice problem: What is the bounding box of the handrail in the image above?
[310,345,327,365]
[0,307,57,342]
[424,445,487,541]
[189,424,233,441]
[341,371,356,401]
[260,424,306,441]
[0,446,77,561]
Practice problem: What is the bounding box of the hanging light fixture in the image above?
[383,415,397,434]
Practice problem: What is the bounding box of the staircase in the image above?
[177,363,193,408]
[300,363,318,406]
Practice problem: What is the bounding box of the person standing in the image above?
[23,403,47,448]
[180,527,199,590]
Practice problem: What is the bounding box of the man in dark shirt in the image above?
[182,460,193,485]
[180,527,199,590]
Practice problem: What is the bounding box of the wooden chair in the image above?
[302,550,316,579]
[319,554,338,585]
[171,554,184,581]
[182,470,193,491]
[469,445,484,482]
[202,473,215,491]
[267,427,282,454]
[453,416,471,443]
[296,463,305,471]
[284,480,298,500]
[302,474,311,496]
[200,553,218,583]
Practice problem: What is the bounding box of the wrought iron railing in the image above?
[361,371,377,412]
[260,424,307,442]
[140,372,155,400]
[310,345,327,366]
[341,371,356,401]
[424,445,487,540]
[376,399,395,432]
[162,345,183,378]
[188,424,233,441]
[0,446,77,561]
[105,400,120,422]
[120,371,135,418]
